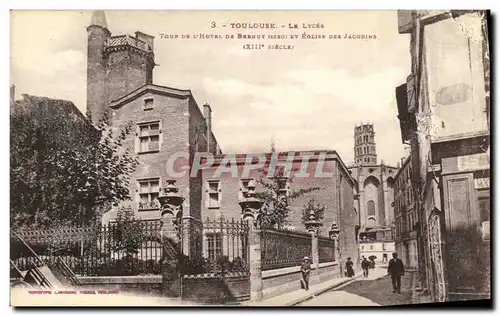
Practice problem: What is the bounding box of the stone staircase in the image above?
[10,231,80,289]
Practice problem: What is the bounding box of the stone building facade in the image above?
[394,155,419,269]
[86,11,222,256]
[396,10,490,301]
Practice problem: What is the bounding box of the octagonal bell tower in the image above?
[354,123,377,166]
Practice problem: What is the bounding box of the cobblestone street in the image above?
[298,269,414,306]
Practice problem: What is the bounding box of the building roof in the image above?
[11,94,86,121]
[206,150,357,187]
[108,84,192,108]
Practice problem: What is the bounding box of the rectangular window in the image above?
[143,97,154,110]
[137,121,160,153]
[239,178,254,200]
[207,233,222,260]
[138,178,160,211]
[207,180,221,208]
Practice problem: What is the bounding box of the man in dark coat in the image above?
[387,252,405,293]
[300,257,311,291]
[361,256,370,278]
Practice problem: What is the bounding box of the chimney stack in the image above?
[203,103,212,153]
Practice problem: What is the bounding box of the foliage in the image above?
[10,95,138,229]
[256,138,321,229]
[110,206,147,256]
[301,198,326,228]
[95,257,161,276]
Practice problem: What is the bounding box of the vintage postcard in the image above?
[9,10,490,307]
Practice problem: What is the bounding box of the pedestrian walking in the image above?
[345,257,355,277]
[301,256,311,291]
[387,252,405,293]
[361,256,370,278]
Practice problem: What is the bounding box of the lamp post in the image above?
[329,221,341,276]
[157,179,185,298]
[238,183,264,301]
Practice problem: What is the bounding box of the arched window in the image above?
[367,200,376,216]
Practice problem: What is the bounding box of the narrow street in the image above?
[297,268,414,306]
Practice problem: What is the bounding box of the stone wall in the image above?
[79,275,163,296]
[261,262,340,300]
[182,273,250,303]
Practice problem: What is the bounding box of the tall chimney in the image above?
[203,103,212,153]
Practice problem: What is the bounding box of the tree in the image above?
[301,198,326,228]
[111,206,146,256]
[10,95,138,229]
[256,139,321,229]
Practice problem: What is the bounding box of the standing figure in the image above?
[361,256,370,278]
[345,257,355,277]
[301,257,311,291]
[387,252,405,293]
[369,257,376,269]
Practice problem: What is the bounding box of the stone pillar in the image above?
[359,188,366,227]
[329,222,341,277]
[310,229,320,284]
[239,183,264,302]
[181,217,191,257]
[157,180,185,298]
[381,173,388,227]
[247,217,263,301]
[160,212,181,297]
[305,208,321,285]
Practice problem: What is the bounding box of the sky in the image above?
[10,10,411,167]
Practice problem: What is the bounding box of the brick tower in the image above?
[354,123,377,166]
[86,11,156,124]
[86,10,110,125]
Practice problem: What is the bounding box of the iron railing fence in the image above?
[11,219,164,277]
[261,228,312,271]
[318,235,335,263]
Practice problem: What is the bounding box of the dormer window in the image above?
[143,97,154,110]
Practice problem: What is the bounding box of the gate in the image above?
[179,217,251,302]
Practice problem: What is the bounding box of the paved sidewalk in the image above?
[244,268,388,306]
